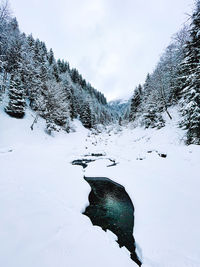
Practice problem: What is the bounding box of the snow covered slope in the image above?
[84,108,200,266]
[0,111,136,267]
[0,107,200,267]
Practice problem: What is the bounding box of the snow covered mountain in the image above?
[108,98,130,118]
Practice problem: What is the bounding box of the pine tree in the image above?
[0,8,113,129]
[52,63,61,82]
[27,38,48,110]
[140,79,165,129]
[68,87,78,119]
[5,73,25,118]
[57,59,68,73]
[0,1,11,93]
[80,101,93,129]
[48,48,55,65]
[42,80,70,133]
[179,0,200,144]
[71,68,80,84]
[141,102,165,129]
[129,84,143,122]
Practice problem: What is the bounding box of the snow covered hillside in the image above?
[0,107,200,267]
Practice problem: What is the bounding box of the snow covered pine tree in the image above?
[5,73,25,118]
[179,0,200,144]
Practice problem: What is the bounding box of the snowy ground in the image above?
[0,108,200,267]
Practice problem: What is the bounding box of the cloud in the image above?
[10,0,194,100]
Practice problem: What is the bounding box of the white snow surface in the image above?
[0,107,200,267]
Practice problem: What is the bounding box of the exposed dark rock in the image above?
[158,153,167,158]
[5,110,25,119]
[71,159,95,169]
[136,158,144,161]
[147,150,167,158]
[107,159,118,167]
[84,153,105,157]
[91,153,105,157]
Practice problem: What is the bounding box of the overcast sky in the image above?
[9,0,194,101]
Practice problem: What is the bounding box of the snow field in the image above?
[0,110,136,267]
[1,107,200,266]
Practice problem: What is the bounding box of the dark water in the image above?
[83,176,141,266]
[71,157,141,265]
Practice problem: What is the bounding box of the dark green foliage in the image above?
[80,101,93,129]
[142,105,165,129]
[5,74,25,118]
[129,84,142,122]
[48,48,55,65]
[52,63,61,82]
[41,80,70,133]
[57,59,69,73]
[179,0,200,144]
[70,68,80,84]
[0,2,113,131]
[69,69,107,106]
[127,21,192,131]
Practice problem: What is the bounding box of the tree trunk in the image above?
[160,83,172,120]
[30,114,39,130]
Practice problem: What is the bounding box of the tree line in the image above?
[128,0,200,145]
[0,1,116,133]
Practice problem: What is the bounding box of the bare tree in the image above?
[0,0,11,23]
